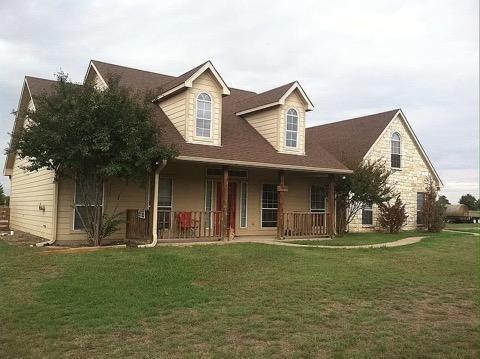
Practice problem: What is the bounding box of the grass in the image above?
[0,231,478,357]
[286,230,428,246]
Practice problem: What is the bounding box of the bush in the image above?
[422,177,445,232]
[378,196,408,233]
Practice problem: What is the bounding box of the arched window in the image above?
[196,93,212,138]
[285,108,298,148]
[391,132,401,168]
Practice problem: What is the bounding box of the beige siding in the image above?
[53,160,329,243]
[244,107,279,149]
[350,114,437,232]
[9,155,56,240]
[279,90,307,155]
[185,70,223,146]
[159,91,188,138]
[244,89,308,154]
[56,177,148,244]
[85,67,107,90]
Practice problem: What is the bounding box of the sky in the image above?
[0,0,478,203]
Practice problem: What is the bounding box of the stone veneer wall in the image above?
[349,114,437,232]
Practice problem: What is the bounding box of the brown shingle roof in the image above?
[152,88,348,172]
[12,61,351,173]
[234,82,296,114]
[25,76,57,98]
[92,61,350,172]
[306,109,399,166]
[157,61,207,95]
[91,60,175,91]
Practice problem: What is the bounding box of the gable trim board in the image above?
[363,109,443,187]
[4,78,34,176]
[84,61,108,88]
[154,61,230,102]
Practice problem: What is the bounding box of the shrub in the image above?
[378,196,408,233]
[422,177,446,232]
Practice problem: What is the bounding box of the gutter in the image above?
[36,178,59,247]
[138,160,167,248]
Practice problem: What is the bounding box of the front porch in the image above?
[125,160,337,243]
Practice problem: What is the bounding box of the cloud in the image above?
[0,0,478,203]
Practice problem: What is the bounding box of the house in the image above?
[3,60,442,245]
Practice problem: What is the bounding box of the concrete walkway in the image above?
[153,235,426,249]
[443,229,479,236]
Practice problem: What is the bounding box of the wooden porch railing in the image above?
[126,209,223,240]
[0,207,10,232]
[282,212,327,238]
[126,209,150,239]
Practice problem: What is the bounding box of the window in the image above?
[417,192,425,225]
[310,185,326,213]
[391,132,401,168]
[362,202,373,225]
[261,184,278,227]
[158,177,173,229]
[240,182,248,228]
[285,108,298,148]
[196,92,212,138]
[73,179,103,230]
[205,179,214,228]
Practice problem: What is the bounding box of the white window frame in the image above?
[72,180,104,231]
[309,184,326,213]
[391,132,401,169]
[195,92,213,139]
[240,181,248,228]
[261,183,278,229]
[362,203,373,226]
[158,177,173,230]
[285,108,299,149]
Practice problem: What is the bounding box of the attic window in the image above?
[391,132,401,168]
[285,108,298,148]
[196,93,212,138]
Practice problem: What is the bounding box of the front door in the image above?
[216,182,237,235]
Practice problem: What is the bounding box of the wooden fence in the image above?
[282,212,327,238]
[0,207,10,232]
[126,209,223,240]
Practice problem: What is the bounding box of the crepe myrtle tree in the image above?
[8,72,177,246]
[335,160,394,236]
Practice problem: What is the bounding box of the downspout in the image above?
[139,160,167,248]
[36,177,59,246]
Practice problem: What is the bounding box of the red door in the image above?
[216,182,237,234]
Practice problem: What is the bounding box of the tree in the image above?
[0,184,6,206]
[437,195,450,207]
[422,176,445,232]
[459,194,477,210]
[335,160,394,236]
[378,196,408,233]
[9,72,177,246]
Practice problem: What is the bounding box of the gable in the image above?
[365,111,443,186]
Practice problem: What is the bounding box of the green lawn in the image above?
[286,230,429,246]
[0,231,478,357]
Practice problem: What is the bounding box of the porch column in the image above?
[277,170,286,240]
[151,167,160,242]
[327,174,336,237]
[222,165,229,240]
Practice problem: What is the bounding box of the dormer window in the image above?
[285,108,298,148]
[196,92,212,138]
[391,132,401,168]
